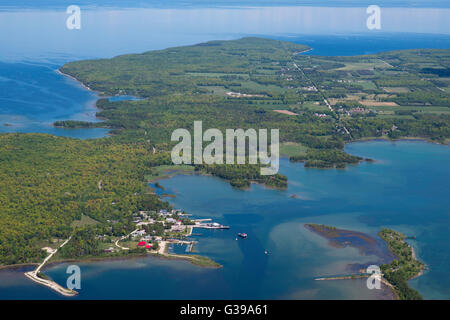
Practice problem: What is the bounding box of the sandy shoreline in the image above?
[57,69,95,92]
[409,245,426,279]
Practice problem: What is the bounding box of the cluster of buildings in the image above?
[129,209,192,246]
[349,107,367,114]
[137,241,153,249]
[104,208,230,254]
[302,86,318,92]
[336,106,379,116]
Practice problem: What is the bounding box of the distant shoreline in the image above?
[349,136,450,147]
[57,69,95,93]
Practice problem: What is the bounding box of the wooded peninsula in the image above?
[1,38,448,282]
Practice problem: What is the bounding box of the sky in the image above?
[0,1,449,10]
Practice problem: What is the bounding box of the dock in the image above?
[193,224,230,230]
[192,220,230,230]
[167,239,196,253]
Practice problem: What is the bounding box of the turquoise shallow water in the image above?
[0,140,448,299]
[0,61,109,139]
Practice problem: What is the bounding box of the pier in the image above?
[24,236,78,297]
[192,220,230,230]
[167,239,196,253]
[193,224,230,230]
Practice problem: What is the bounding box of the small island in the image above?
[304,223,394,259]
[306,223,425,300]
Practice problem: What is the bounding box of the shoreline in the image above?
[408,245,426,280]
[294,48,313,55]
[0,262,39,271]
[56,68,113,129]
[57,69,96,93]
[0,250,221,277]
[348,136,449,147]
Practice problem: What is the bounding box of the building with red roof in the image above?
[137,241,146,247]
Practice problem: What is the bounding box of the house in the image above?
[145,244,153,249]
[350,107,366,114]
[137,241,146,247]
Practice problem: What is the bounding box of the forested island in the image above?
[0,38,448,284]
[378,228,425,300]
[306,223,425,300]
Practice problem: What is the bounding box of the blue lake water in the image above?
[0,141,448,299]
[0,61,109,138]
[0,2,449,299]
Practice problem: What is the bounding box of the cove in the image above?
[0,140,447,300]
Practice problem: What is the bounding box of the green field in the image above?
[146,165,195,182]
[71,214,100,228]
[280,142,308,157]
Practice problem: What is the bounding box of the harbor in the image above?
[113,209,230,262]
